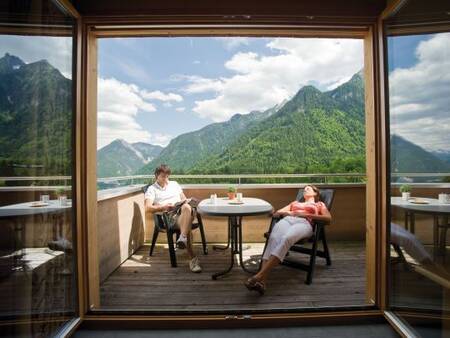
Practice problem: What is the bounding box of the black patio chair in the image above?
[143,185,208,267]
[261,188,334,284]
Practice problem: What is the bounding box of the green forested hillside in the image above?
[189,81,366,174]
[138,104,282,173]
[0,53,72,176]
[391,135,450,173]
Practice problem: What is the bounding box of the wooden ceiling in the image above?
[72,0,387,19]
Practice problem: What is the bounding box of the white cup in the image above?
[40,194,50,203]
[59,196,67,206]
[438,193,449,204]
[236,192,243,202]
[210,194,217,204]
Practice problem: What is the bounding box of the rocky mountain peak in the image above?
[0,53,26,73]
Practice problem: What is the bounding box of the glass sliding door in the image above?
[385,0,450,336]
[0,1,78,337]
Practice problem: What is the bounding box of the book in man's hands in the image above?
[169,198,200,214]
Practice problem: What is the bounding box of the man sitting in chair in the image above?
[144,164,202,273]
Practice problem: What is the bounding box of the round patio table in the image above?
[391,197,450,255]
[197,197,273,280]
[0,200,72,251]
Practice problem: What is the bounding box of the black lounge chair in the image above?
[261,188,334,284]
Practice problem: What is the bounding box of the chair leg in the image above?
[166,229,177,267]
[259,237,269,271]
[149,225,159,256]
[197,215,208,255]
[321,229,331,266]
[306,226,321,285]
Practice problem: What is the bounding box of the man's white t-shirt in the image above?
[144,180,183,205]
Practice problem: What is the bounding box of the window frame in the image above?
[77,17,387,326]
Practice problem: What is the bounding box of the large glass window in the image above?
[386,1,450,336]
[0,1,77,337]
[94,36,370,312]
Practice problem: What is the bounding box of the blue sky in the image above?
[98,38,275,140]
[387,34,429,71]
[387,33,450,152]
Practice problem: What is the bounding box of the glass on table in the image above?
[40,194,50,203]
[210,194,217,204]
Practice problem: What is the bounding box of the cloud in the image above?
[140,90,183,102]
[215,37,250,50]
[112,57,153,84]
[0,35,72,78]
[193,60,201,65]
[183,38,363,122]
[389,33,450,152]
[179,75,224,94]
[175,107,186,112]
[149,133,172,147]
[97,78,171,148]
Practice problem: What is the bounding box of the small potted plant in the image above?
[56,187,68,206]
[227,186,237,200]
[400,184,411,201]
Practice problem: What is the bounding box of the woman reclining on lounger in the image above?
[245,185,331,295]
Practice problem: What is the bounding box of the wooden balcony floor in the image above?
[100,241,368,311]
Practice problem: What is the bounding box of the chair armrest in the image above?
[314,219,331,227]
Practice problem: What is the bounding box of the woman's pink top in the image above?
[290,201,326,224]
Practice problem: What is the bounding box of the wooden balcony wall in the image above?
[97,191,145,282]
[144,186,367,243]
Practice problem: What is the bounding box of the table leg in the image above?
[11,217,26,272]
[237,216,257,274]
[213,218,231,251]
[437,215,448,256]
[404,210,409,231]
[212,216,237,280]
[433,215,440,256]
[410,212,415,234]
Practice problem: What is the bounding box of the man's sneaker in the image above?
[176,234,187,249]
[189,257,202,273]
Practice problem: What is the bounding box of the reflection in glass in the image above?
[0,1,76,337]
[386,2,450,335]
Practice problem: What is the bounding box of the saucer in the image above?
[408,199,429,205]
[228,201,244,205]
[30,202,49,207]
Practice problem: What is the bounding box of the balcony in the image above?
[93,174,369,311]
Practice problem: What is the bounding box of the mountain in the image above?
[138,102,283,173]
[0,53,72,176]
[326,70,365,122]
[432,150,450,165]
[391,135,450,173]
[189,75,367,174]
[97,139,163,177]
